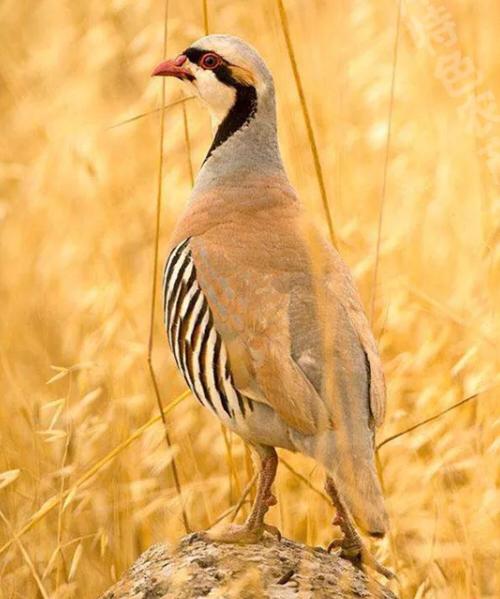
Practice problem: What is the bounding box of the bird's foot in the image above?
[327,536,395,580]
[206,521,281,544]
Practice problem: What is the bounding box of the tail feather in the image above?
[295,429,388,536]
[329,452,388,536]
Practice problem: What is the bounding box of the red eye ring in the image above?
[200,52,221,70]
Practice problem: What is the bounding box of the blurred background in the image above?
[0,0,498,597]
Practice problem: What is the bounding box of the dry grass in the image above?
[0,1,499,597]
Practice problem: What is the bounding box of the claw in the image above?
[263,523,282,541]
[327,537,395,580]
[327,538,342,553]
[358,546,396,580]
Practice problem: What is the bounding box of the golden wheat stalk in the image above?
[0,509,50,599]
[276,0,336,247]
[0,392,189,559]
[202,0,210,35]
[369,0,403,324]
[147,0,191,534]
[107,96,195,130]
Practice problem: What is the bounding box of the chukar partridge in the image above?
[152,34,392,578]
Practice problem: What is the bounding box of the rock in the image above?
[100,533,397,598]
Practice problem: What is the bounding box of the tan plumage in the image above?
[154,34,392,577]
[170,178,388,534]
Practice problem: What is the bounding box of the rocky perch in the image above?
[100,533,397,598]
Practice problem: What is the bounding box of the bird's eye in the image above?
[200,53,221,70]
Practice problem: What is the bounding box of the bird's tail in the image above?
[297,429,388,536]
[328,441,388,537]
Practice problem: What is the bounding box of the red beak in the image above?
[151,55,194,80]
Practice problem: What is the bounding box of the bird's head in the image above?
[152,34,273,126]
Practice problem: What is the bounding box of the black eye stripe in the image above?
[183,47,250,89]
[184,47,214,64]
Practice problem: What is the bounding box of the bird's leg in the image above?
[325,476,394,579]
[207,446,281,544]
[325,477,362,558]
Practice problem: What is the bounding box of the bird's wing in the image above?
[187,233,324,435]
[322,246,386,427]
[170,188,385,434]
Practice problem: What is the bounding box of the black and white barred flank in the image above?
[163,238,251,420]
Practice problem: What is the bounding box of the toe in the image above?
[327,539,342,553]
[329,538,395,581]
[359,546,396,580]
[206,524,263,544]
[263,523,282,541]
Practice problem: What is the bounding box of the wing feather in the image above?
[168,191,386,435]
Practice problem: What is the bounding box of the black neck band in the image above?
[204,84,257,163]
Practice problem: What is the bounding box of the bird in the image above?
[152,34,393,578]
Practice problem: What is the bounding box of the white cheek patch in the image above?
[191,67,236,126]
